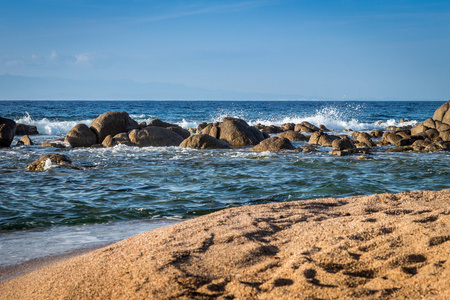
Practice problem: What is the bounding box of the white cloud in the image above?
[74,53,92,65]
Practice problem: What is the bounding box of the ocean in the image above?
[1,100,449,268]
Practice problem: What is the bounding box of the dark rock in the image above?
[197,122,208,133]
[65,124,98,148]
[370,129,384,138]
[15,123,39,135]
[384,132,403,146]
[250,137,295,152]
[425,128,440,139]
[148,119,190,139]
[259,125,283,134]
[332,138,355,150]
[319,125,330,132]
[138,122,147,130]
[179,134,230,149]
[277,130,308,141]
[128,127,184,147]
[26,154,74,171]
[0,117,16,147]
[222,117,249,127]
[90,111,139,144]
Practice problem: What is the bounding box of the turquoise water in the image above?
[0,100,449,267]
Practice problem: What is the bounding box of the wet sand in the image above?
[1,190,449,299]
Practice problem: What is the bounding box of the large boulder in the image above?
[26,154,74,171]
[277,130,308,141]
[128,127,184,147]
[250,137,295,152]
[90,111,139,144]
[294,121,320,133]
[180,134,230,149]
[332,138,355,150]
[432,100,450,125]
[65,124,98,148]
[0,117,16,147]
[202,118,265,147]
[149,119,191,139]
[15,123,39,135]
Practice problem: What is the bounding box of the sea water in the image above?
[1,100,449,267]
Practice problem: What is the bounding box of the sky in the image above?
[1,0,450,100]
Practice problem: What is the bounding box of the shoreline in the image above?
[1,189,448,299]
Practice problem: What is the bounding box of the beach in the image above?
[1,189,449,299]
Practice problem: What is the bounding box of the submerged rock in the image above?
[250,137,295,152]
[0,117,16,147]
[41,138,67,148]
[180,134,230,149]
[26,154,76,171]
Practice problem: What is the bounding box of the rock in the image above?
[26,154,74,171]
[423,118,436,129]
[222,117,249,127]
[15,123,39,135]
[90,111,139,144]
[425,128,440,140]
[281,123,295,131]
[411,124,429,136]
[138,122,147,130]
[277,130,308,141]
[330,150,352,156]
[41,138,67,148]
[0,117,17,147]
[197,122,208,133]
[250,137,295,152]
[19,135,33,145]
[65,124,98,148]
[259,125,282,134]
[148,119,191,139]
[436,121,450,132]
[332,138,355,150]
[128,127,184,147]
[102,132,133,148]
[202,118,265,147]
[440,130,450,142]
[308,131,340,147]
[384,132,403,146]
[180,134,231,149]
[319,125,330,131]
[295,122,320,133]
[370,129,384,138]
[432,100,450,125]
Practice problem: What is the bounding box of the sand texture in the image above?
[1,189,449,299]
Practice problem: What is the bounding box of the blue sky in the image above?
[1,0,450,100]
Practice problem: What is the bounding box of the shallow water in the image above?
[1,100,449,266]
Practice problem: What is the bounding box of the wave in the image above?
[15,112,93,136]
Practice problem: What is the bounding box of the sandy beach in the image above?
[1,189,448,299]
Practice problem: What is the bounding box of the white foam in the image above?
[15,112,93,136]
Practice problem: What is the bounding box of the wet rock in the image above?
[41,138,67,148]
[128,126,184,147]
[250,137,295,152]
[0,117,17,147]
[90,111,139,144]
[432,100,450,125]
[26,154,74,171]
[332,138,355,150]
[308,131,340,146]
[65,124,98,148]
[202,118,265,147]
[179,134,230,149]
[19,135,33,146]
[330,150,353,156]
[383,132,403,146]
[277,130,308,141]
[15,123,39,135]
[102,132,133,147]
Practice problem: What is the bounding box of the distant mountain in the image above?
[0,74,305,100]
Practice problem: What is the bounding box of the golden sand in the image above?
[1,190,449,299]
